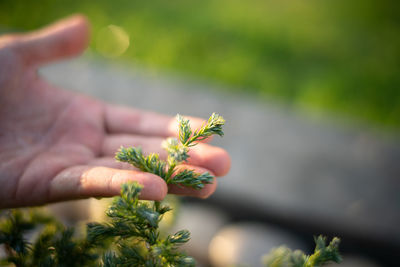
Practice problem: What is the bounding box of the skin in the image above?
[0,15,231,209]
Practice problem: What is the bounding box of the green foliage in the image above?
[1,209,342,267]
[171,170,214,190]
[90,112,227,266]
[0,183,193,267]
[1,0,399,128]
[116,113,225,189]
[263,236,342,267]
[0,209,98,267]
[88,182,195,266]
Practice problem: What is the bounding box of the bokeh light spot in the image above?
[96,25,130,58]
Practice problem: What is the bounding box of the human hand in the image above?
[0,15,230,208]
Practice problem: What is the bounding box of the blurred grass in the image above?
[1,0,399,129]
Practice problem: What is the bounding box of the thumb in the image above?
[14,14,90,66]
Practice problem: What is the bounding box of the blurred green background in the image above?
[1,0,399,129]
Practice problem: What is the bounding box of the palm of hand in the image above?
[0,47,106,207]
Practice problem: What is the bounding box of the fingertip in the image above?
[189,145,231,177]
[213,147,231,177]
[72,14,91,44]
[53,14,91,57]
[138,174,168,201]
[168,165,218,198]
[50,14,90,37]
[168,177,217,199]
[68,14,90,26]
[199,178,218,199]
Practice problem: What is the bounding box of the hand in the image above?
[0,15,230,208]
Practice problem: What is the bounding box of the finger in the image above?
[102,134,231,176]
[86,159,220,198]
[49,166,167,202]
[85,160,218,198]
[104,104,207,138]
[13,14,90,66]
[186,142,231,177]
[168,165,217,199]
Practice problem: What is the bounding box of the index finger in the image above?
[104,104,208,139]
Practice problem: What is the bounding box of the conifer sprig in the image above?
[172,170,214,189]
[116,147,167,178]
[0,209,98,267]
[115,113,225,190]
[88,182,195,266]
[263,236,342,267]
[178,113,225,147]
